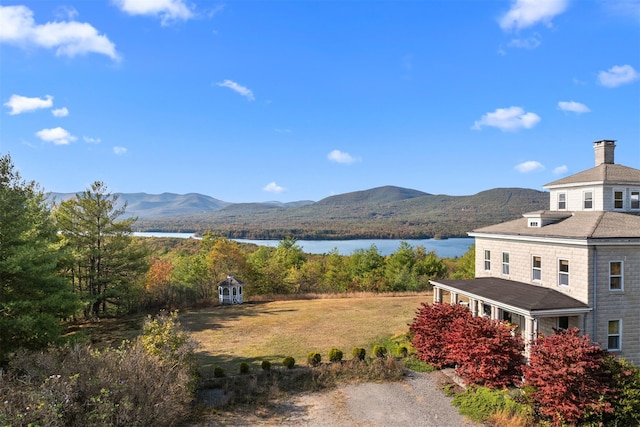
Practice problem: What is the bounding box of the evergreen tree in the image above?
[54,181,148,317]
[0,155,79,358]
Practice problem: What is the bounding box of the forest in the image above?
[0,153,474,360]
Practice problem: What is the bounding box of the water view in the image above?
[133,232,474,258]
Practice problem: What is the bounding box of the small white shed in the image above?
[217,275,244,305]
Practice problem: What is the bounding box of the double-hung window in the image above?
[484,250,491,271]
[614,190,624,209]
[532,256,542,281]
[631,190,639,210]
[502,252,510,275]
[558,259,569,286]
[610,261,623,290]
[608,320,621,351]
[558,192,567,210]
[583,191,593,209]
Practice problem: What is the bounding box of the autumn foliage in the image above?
[409,302,471,368]
[446,316,524,388]
[523,328,614,426]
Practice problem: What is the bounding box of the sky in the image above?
[1,0,639,203]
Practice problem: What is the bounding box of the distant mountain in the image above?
[316,186,430,206]
[47,192,231,218]
[118,186,550,239]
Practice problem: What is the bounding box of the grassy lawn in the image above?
[180,293,431,374]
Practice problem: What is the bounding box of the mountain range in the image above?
[48,186,549,239]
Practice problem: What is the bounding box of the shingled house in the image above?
[431,140,640,364]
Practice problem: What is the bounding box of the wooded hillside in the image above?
[128,186,549,239]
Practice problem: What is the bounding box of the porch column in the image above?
[450,291,458,304]
[470,298,478,317]
[491,305,499,320]
[524,316,537,358]
[433,287,442,304]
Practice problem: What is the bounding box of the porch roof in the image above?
[430,277,590,314]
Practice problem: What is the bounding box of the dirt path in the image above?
[197,371,480,426]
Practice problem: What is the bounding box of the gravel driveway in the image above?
[200,371,480,426]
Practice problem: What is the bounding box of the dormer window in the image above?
[583,191,593,210]
[614,190,624,209]
[558,192,567,210]
[528,220,539,227]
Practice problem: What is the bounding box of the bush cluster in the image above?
[307,352,322,367]
[410,302,523,388]
[328,348,343,362]
[282,356,296,369]
[352,347,366,361]
[372,344,387,358]
[0,313,198,427]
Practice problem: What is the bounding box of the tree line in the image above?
[0,154,474,359]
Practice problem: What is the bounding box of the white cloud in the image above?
[472,106,541,131]
[499,0,568,31]
[557,101,591,114]
[216,80,255,101]
[263,182,285,194]
[597,64,639,88]
[328,149,360,164]
[35,127,77,145]
[515,160,545,173]
[553,165,568,175]
[507,35,541,49]
[4,94,53,115]
[0,5,120,60]
[83,136,101,143]
[114,0,194,25]
[52,107,69,117]
[113,146,127,155]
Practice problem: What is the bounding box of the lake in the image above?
[134,232,474,258]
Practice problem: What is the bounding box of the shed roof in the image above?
[218,276,244,287]
[432,278,590,312]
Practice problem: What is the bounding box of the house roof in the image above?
[432,278,590,313]
[471,211,640,240]
[544,163,640,188]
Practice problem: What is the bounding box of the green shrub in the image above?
[239,362,250,374]
[601,356,640,427]
[261,360,271,371]
[352,347,366,361]
[328,348,343,363]
[397,346,409,358]
[452,386,531,423]
[307,352,322,367]
[283,356,296,369]
[214,366,225,377]
[373,344,388,358]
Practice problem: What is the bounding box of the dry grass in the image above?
[180,292,432,374]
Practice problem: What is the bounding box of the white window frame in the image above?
[583,190,593,210]
[558,258,569,287]
[558,192,567,210]
[532,255,542,282]
[613,189,624,210]
[631,190,640,210]
[609,260,623,291]
[502,252,510,275]
[608,319,621,351]
[484,249,491,271]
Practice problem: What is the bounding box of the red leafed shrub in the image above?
[409,302,471,368]
[523,328,615,426]
[446,316,524,388]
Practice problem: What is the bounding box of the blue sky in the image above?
[1,0,639,203]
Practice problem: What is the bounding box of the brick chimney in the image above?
[593,140,616,166]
